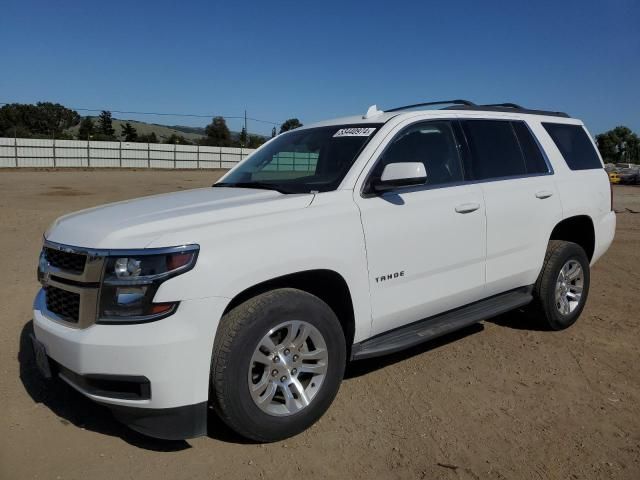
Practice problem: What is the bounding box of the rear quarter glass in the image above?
[542,123,602,170]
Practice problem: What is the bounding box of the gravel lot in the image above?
[1,170,639,480]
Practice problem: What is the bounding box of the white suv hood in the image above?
[45,187,314,249]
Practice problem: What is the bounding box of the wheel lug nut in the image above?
[293,355,299,361]
[271,369,278,376]
[273,356,280,363]
[284,349,290,355]
[280,376,287,382]
[291,368,297,375]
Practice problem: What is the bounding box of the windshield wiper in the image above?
[212,181,295,194]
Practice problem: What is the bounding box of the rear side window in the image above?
[512,122,549,174]
[461,120,526,180]
[542,123,602,170]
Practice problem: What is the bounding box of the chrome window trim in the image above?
[359,117,555,199]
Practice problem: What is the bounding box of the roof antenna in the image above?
[363,104,383,119]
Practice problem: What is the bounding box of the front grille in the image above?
[45,286,80,323]
[44,247,86,274]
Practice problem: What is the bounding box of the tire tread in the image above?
[210,288,344,442]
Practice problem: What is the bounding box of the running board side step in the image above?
[350,286,533,361]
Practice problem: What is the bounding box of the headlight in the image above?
[98,245,199,323]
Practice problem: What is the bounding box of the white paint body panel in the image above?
[481,175,562,296]
[33,290,227,408]
[356,183,486,335]
[34,108,616,413]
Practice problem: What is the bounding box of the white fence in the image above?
[0,138,255,169]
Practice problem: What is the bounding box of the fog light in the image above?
[114,257,142,278]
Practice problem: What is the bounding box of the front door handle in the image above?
[455,202,480,214]
[535,190,554,199]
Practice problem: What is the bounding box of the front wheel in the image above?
[532,240,591,330]
[211,288,346,442]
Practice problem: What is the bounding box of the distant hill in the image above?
[67,117,266,142]
[168,125,206,136]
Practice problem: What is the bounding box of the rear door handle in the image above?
[535,190,554,199]
[455,202,480,214]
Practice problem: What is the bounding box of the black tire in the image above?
[532,240,591,330]
[210,288,346,442]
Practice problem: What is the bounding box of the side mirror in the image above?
[372,162,427,193]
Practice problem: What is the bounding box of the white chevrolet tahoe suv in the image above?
[32,100,616,442]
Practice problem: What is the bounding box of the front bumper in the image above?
[33,289,229,439]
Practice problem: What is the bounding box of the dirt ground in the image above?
[1,169,639,480]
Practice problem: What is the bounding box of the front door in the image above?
[355,120,487,336]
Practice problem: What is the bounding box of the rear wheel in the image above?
[211,288,346,442]
[532,240,590,330]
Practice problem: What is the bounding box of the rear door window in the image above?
[461,120,526,180]
[512,122,549,174]
[542,123,602,170]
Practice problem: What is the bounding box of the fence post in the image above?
[87,140,90,167]
[119,141,122,168]
[196,144,200,169]
[219,148,222,169]
[173,144,176,169]
[14,136,18,167]
[52,136,56,168]
[147,143,150,168]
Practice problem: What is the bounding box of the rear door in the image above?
[355,119,487,335]
[460,119,563,295]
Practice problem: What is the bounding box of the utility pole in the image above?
[14,126,18,167]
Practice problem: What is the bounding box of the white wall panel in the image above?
[0,138,254,169]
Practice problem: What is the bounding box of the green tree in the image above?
[163,133,191,145]
[120,122,138,142]
[239,126,248,147]
[247,135,265,149]
[596,126,640,164]
[271,126,277,138]
[97,110,115,138]
[279,118,303,134]
[77,117,95,140]
[136,132,158,143]
[0,102,80,138]
[34,102,81,137]
[202,116,231,146]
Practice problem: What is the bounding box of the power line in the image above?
[0,102,282,125]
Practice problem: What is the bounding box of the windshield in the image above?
[215,125,381,193]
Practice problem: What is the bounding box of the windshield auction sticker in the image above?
[333,127,376,137]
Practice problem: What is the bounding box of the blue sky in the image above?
[1,0,638,135]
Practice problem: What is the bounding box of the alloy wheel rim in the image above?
[248,320,328,416]
[555,260,584,315]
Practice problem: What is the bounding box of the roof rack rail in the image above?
[384,100,570,118]
[442,103,570,118]
[482,102,524,109]
[479,102,571,118]
[385,99,476,113]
